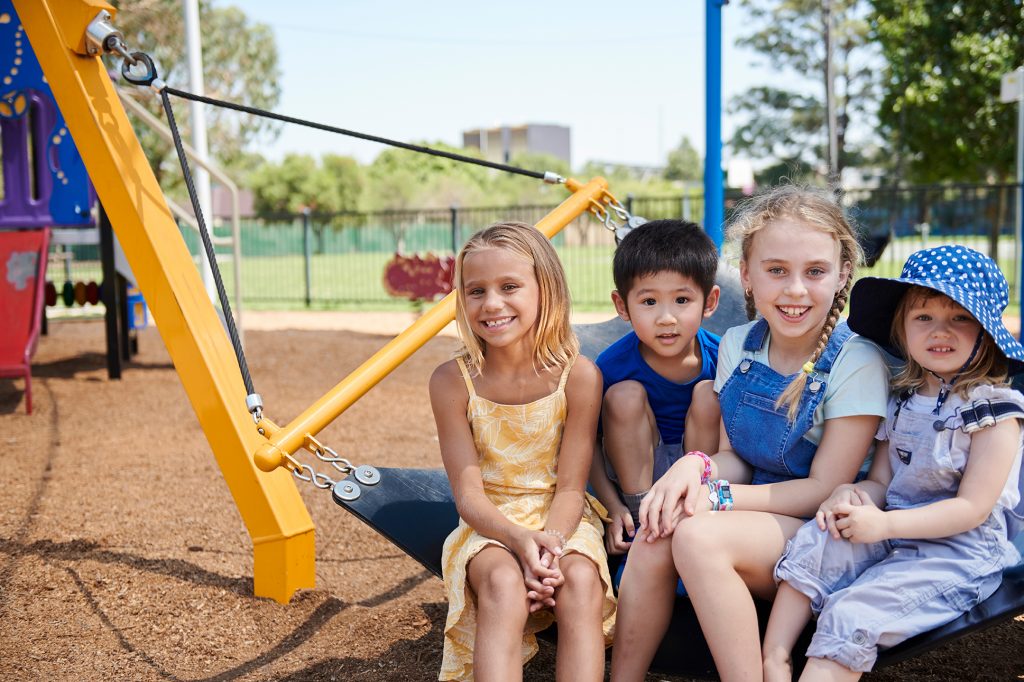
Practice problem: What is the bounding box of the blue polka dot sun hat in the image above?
[847,245,1024,375]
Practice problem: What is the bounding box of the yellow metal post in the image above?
[19,0,315,603]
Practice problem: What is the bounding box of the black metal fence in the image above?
[46,182,1021,312]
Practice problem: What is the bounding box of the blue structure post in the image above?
[704,0,726,249]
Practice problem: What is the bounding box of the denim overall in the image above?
[718,319,854,484]
[776,388,1024,672]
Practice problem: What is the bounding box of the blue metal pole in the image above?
[704,0,725,249]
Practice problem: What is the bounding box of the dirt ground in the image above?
[1,315,1022,681]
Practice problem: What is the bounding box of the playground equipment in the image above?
[0,227,49,414]
[20,1,1024,677]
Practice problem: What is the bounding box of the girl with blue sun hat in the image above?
[761,245,1024,681]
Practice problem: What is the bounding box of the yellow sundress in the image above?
[439,357,616,681]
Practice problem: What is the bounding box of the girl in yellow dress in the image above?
[430,221,616,681]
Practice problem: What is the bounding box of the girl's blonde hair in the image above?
[726,185,864,420]
[454,221,579,375]
[889,286,1009,397]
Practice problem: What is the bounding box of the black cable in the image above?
[162,86,548,180]
[159,88,256,397]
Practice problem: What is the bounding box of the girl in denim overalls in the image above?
[763,245,1024,681]
[611,186,890,680]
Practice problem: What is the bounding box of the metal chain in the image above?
[291,463,338,490]
[311,443,355,476]
[589,193,647,242]
[285,435,381,501]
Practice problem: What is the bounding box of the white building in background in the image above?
[463,124,571,166]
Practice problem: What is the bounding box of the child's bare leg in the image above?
[603,381,659,524]
[683,380,720,455]
[673,511,805,682]
[763,582,814,682]
[609,536,677,681]
[799,656,862,682]
[467,546,531,682]
[552,553,605,682]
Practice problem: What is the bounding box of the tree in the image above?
[664,136,703,183]
[249,153,363,215]
[870,1,1024,182]
[728,0,876,179]
[112,1,281,192]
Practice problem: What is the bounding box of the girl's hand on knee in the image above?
[833,491,890,544]
[815,484,862,537]
[641,466,695,539]
[511,528,562,583]
[677,457,707,517]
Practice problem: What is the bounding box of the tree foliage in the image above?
[112,0,281,191]
[248,153,363,215]
[870,1,1024,182]
[664,136,703,183]
[728,0,875,177]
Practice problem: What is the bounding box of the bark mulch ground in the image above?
[1,319,1021,681]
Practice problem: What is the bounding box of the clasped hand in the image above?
[510,528,565,613]
[816,486,890,544]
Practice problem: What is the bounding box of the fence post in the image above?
[682,194,692,221]
[302,207,312,308]
[450,204,460,253]
[625,194,634,217]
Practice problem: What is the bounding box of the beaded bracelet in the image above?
[684,450,713,484]
[544,528,567,548]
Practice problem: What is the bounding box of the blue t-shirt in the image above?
[596,327,720,445]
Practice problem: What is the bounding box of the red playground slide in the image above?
[0,228,50,414]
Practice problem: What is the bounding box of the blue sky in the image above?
[237,1,809,169]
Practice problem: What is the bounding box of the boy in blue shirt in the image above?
[591,220,722,561]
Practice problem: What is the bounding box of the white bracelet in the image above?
[544,528,568,548]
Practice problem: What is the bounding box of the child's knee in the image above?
[603,380,651,426]
[475,562,528,609]
[622,534,675,577]
[686,380,719,428]
[671,517,721,567]
[555,556,603,613]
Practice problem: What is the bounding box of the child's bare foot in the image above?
[762,648,793,682]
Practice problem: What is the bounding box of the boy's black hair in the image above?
[612,219,718,299]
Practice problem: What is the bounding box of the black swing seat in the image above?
[330,263,1024,678]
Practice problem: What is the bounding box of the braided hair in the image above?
[727,185,864,421]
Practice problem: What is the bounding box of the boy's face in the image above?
[612,271,720,362]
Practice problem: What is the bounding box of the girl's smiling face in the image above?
[461,246,540,350]
[740,218,850,352]
[902,294,983,390]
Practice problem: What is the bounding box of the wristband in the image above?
[684,450,713,484]
[707,479,733,511]
[707,479,720,511]
[717,479,734,511]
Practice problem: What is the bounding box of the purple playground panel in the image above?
[0,0,93,229]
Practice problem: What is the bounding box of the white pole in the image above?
[183,0,216,300]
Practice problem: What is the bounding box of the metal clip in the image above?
[84,10,123,57]
[121,52,159,87]
[246,393,264,424]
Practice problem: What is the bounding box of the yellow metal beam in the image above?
[19,0,314,603]
[254,176,610,472]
